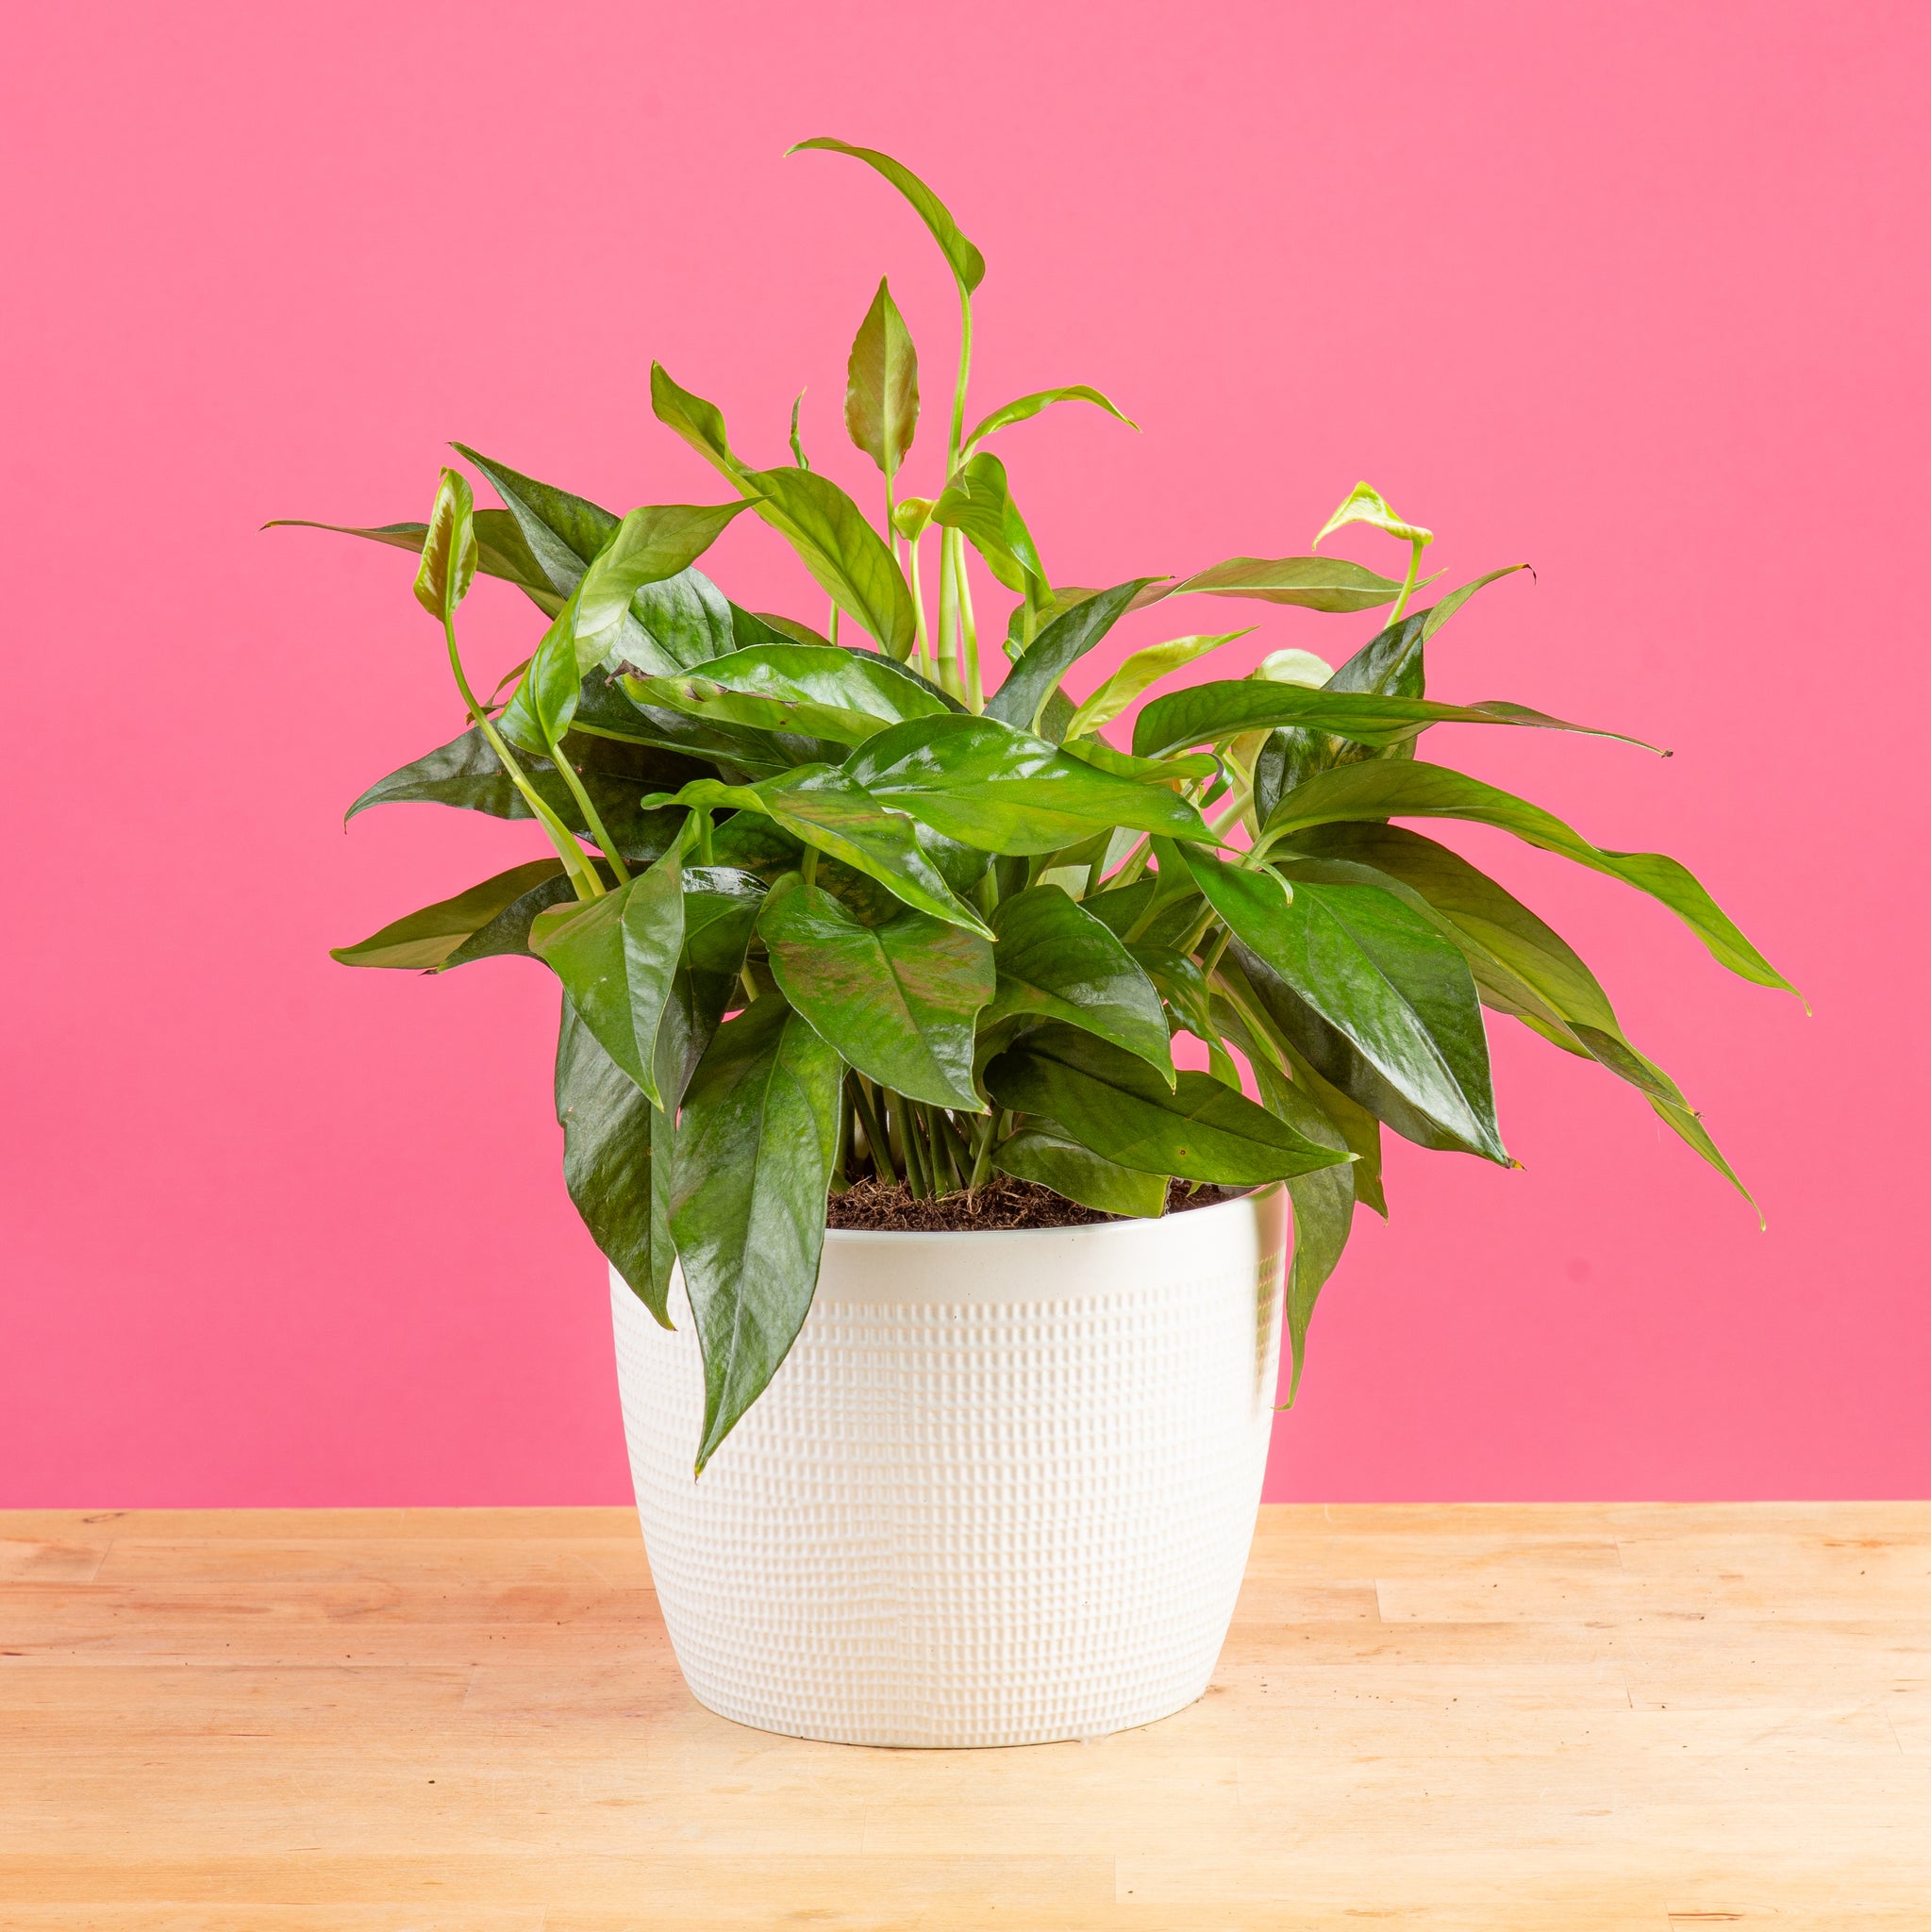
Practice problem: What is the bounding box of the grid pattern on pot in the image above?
[611,1248,1283,1748]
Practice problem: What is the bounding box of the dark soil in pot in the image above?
[825,1174,1244,1233]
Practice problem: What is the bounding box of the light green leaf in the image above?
[984,884,1173,1079]
[412,468,476,620]
[1421,564,1532,641]
[498,593,586,754]
[985,579,1158,733]
[993,1124,1166,1217]
[964,385,1139,453]
[984,1024,1349,1185]
[574,501,755,671]
[759,874,992,1108]
[788,137,986,294]
[930,452,1043,594]
[331,859,571,971]
[845,277,920,477]
[1260,760,1798,997]
[1313,480,1433,549]
[744,466,918,659]
[1158,555,1414,613]
[1064,629,1255,741]
[670,997,844,1471]
[647,362,750,482]
[845,713,1216,856]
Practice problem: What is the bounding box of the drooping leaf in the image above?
[964,385,1139,453]
[669,997,844,1472]
[844,713,1216,856]
[347,724,696,860]
[759,874,992,1108]
[984,1023,1349,1185]
[1181,846,1507,1162]
[1313,480,1433,549]
[629,641,953,747]
[930,452,1043,595]
[644,770,990,935]
[1157,555,1413,613]
[1064,630,1254,741]
[1133,678,1653,759]
[983,885,1173,1079]
[1260,760,1798,996]
[993,1124,1166,1217]
[1276,1095,1355,1403]
[556,998,666,1321]
[985,579,1156,733]
[412,469,477,621]
[788,137,987,294]
[264,508,561,612]
[331,859,571,971]
[573,501,755,670]
[845,276,920,476]
[743,466,918,659]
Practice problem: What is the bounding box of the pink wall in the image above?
[4,1,1924,1506]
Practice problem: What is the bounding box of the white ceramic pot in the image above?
[610,1185,1289,1749]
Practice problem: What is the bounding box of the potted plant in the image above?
[293,139,1793,1749]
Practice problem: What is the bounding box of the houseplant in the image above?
[298,140,1792,1746]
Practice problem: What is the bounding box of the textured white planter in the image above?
[610,1185,1289,1748]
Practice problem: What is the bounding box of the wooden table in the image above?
[3,1504,1926,1928]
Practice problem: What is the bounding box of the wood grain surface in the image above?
[3,1503,1926,1928]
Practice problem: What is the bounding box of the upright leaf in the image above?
[788,138,987,294]
[744,466,919,658]
[556,999,666,1322]
[498,594,586,754]
[451,445,619,596]
[1064,630,1254,741]
[984,885,1173,1079]
[1313,481,1433,549]
[759,875,992,1108]
[845,277,920,476]
[984,1024,1348,1185]
[670,998,844,1472]
[986,579,1157,734]
[574,501,755,670]
[647,363,750,481]
[930,452,1043,594]
[964,385,1139,452]
[413,469,477,620]
[1261,761,1798,996]
[1422,564,1532,641]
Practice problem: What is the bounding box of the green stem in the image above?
[828,601,841,645]
[932,1108,969,1193]
[801,845,818,889]
[906,533,934,678]
[1200,923,1235,980]
[691,807,715,866]
[958,552,983,714]
[1387,535,1425,628]
[847,1074,896,1187]
[549,751,632,887]
[966,1112,997,1191]
[830,1083,852,1193]
[946,290,974,479]
[935,532,962,700]
[442,616,601,900]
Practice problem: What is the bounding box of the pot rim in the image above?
[819,1180,1279,1247]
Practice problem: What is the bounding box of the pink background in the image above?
[4,2,1924,1507]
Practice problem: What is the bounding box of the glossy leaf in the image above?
[744,466,918,659]
[930,452,1042,594]
[1132,943,1217,1040]
[1133,678,1652,759]
[1421,564,1532,641]
[412,469,476,620]
[1002,583,1102,662]
[635,642,952,748]
[964,385,1139,453]
[1260,760,1797,995]
[1313,480,1433,549]
[331,859,569,971]
[993,1124,1166,1217]
[451,445,620,596]
[498,595,585,754]
[1058,735,1219,785]
[647,363,749,481]
[669,997,844,1471]
[986,579,1155,733]
[643,769,990,936]
[1064,630,1254,741]
[1159,555,1412,613]
[346,724,695,861]
[788,137,986,294]
[984,1024,1349,1185]
[760,874,992,1108]
[983,885,1173,1079]
[845,714,1216,856]
[587,678,794,778]
[845,277,919,475]
[574,501,755,670]
[530,838,688,1106]
[1181,846,1506,1162]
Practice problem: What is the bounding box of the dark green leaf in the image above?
[992,1124,1166,1217]
[556,998,666,1322]
[964,385,1139,453]
[412,469,476,620]
[628,642,951,748]
[930,453,1042,594]
[670,997,844,1472]
[984,885,1172,1079]
[1260,761,1798,996]
[844,713,1215,856]
[264,508,562,612]
[451,445,619,596]
[1130,943,1217,1040]
[530,841,688,1106]
[331,859,569,971]
[759,874,992,1108]
[347,724,697,862]
[985,579,1156,733]
[984,1024,1349,1186]
[743,466,918,659]
[788,137,987,294]
[1181,847,1506,1162]
[846,276,920,475]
